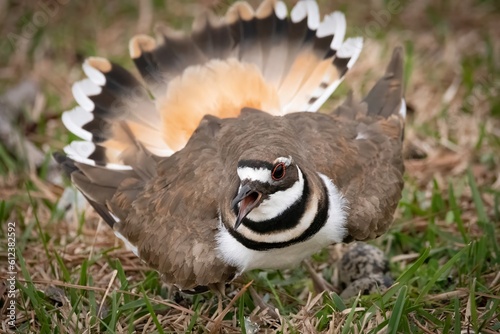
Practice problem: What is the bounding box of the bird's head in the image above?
[231,155,304,230]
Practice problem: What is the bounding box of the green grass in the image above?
[1,0,500,333]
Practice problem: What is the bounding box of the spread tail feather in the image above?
[60,0,363,171]
[61,57,174,169]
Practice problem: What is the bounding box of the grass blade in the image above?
[108,292,119,331]
[416,244,469,304]
[341,293,361,334]
[454,298,462,334]
[448,183,468,243]
[467,169,488,223]
[17,248,50,329]
[396,247,430,285]
[330,292,347,312]
[387,285,408,334]
[239,293,247,334]
[141,289,165,334]
[468,278,478,333]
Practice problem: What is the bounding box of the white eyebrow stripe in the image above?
[237,167,271,183]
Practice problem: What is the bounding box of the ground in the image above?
[0,0,499,333]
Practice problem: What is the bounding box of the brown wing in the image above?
[119,116,238,289]
[57,115,236,290]
[285,47,405,241]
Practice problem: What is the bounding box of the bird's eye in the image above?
[271,163,286,181]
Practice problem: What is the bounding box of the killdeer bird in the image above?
[55,0,406,293]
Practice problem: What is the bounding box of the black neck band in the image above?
[228,176,329,251]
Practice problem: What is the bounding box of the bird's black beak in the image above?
[231,184,262,230]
